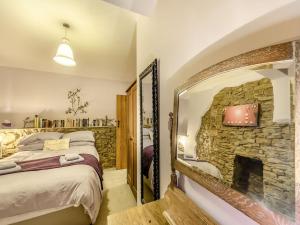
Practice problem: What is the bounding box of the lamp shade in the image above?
[53,38,76,66]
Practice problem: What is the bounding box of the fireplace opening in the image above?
[232,155,263,201]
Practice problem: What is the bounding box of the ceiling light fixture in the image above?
[53,23,76,67]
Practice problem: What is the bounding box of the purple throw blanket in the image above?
[2,154,103,189]
[142,145,154,178]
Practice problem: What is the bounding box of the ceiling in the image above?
[103,0,157,16]
[0,0,139,81]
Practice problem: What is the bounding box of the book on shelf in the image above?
[31,116,112,128]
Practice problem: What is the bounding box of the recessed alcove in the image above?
[232,155,263,201]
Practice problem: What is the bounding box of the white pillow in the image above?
[19,132,63,146]
[43,138,70,151]
[62,131,95,143]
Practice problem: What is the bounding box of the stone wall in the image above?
[196,78,295,218]
[0,127,116,168]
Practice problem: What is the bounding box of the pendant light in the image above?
[53,23,76,67]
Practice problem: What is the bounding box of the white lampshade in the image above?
[53,38,76,67]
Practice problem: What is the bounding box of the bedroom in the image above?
[1,0,300,225]
[0,1,138,224]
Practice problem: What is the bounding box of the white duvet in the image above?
[0,146,102,225]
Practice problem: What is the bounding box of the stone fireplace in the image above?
[232,155,263,201]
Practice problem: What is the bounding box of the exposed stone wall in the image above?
[196,78,295,218]
[0,127,116,168]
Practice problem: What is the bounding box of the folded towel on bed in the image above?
[0,161,17,170]
[65,153,80,161]
[0,165,21,175]
[59,155,84,165]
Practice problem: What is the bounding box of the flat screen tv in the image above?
[223,103,259,127]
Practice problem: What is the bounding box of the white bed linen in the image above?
[0,146,102,225]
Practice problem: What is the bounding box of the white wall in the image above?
[136,0,300,224]
[259,69,292,124]
[142,82,152,119]
[184,90,215,156]
[0,66,130,128]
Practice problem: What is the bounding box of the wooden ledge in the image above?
[108,186,217,225]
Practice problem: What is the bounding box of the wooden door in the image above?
[116,95,127,169]
[127,82,137,198]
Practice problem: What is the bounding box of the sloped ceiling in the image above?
[0,0,138,81]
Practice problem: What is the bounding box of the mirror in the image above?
[139,59,160,203]
[172,42,299,224]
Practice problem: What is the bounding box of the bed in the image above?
[142,128,154,191]
[0,132,103,225]
[178,158,223,180]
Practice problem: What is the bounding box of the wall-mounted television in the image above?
[223,103,259,127]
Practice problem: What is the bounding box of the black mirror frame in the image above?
[139,59,160,203]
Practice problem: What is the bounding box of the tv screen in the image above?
[223,103,259,127]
